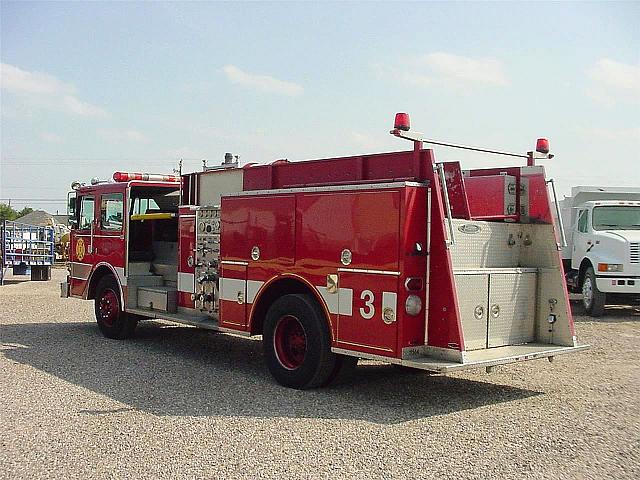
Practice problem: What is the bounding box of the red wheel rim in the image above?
[98,289,119,327]
[273,315,307,370]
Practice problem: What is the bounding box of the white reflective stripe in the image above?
[246,280,264,303]
[177,272,195,293]
[339,288,353,316]
[382,292,397,318]
[70,262,92,280]
[220,278,246,302]
[317,286,353,316]
[115,267,127,286]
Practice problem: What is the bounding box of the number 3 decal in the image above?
[359,290,375,319]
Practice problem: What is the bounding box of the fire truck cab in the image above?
[63,114,587,389]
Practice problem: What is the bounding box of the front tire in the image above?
[263,294,337,389]
[582,266,606,317]
[94,275,137,339]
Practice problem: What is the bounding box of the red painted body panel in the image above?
[337,273,399,355]
[465,175,515,219]
[397,186,429,350]
[221,195,295,265]
[178,206,196,309]
[219,263,248,329]
[295,191,401,272]
[524,172,554,224]
[442,162,471,220]
[242,151,428,191]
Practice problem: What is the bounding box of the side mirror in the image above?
[67,192,78,228]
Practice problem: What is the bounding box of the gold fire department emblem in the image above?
[76,238,86,261]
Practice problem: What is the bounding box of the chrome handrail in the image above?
[547,178,567,248]
[435,163,456,247]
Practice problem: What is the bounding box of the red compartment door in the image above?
[336,273,399,357]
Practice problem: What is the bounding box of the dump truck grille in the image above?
[631,243,639,264]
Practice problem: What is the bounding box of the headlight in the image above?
[405,295,422,316]
[598,263,623,272]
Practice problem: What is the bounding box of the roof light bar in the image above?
[113,171,180,183]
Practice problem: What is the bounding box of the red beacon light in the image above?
[536,138,550,155]
[394,112,411,131]
[112,171,179,183]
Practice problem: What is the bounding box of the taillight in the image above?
[405,295,422,316]
[405,277,423,291]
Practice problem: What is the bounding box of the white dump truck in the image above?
[557,186,640,316]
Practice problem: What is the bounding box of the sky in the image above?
[1,1,639,214]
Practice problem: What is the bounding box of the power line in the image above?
[0,198,66,202]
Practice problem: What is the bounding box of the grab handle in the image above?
[435,163,456,247]
[546,178,567,249]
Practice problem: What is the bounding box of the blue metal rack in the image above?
[1,220,55,285]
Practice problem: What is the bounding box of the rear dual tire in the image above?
[263,294,357,389]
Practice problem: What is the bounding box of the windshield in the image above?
[592,206,640,230]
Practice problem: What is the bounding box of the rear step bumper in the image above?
[333,343,590,373]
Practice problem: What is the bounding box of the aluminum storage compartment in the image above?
[487,272,537,347]
[454,270,537,351]
[455,273,489,351]
[137,286,177,313]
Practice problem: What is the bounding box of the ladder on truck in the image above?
[1,220,55,285]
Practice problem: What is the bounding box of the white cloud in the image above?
[587,58,640,106]
[0,63,108,117]
[41,132,62,143]
[222,65,303,96]
[419,52,509,86]
[378,52,508,90]
[585,126,640,141]
[350,131,390,152]
[98,128,148,143]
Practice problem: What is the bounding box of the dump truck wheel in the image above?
[263,294,336,389]
[94,275,137,339]
[582,267,606,317]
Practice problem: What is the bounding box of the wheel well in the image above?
[578,258,593,287]
[249,278,325,336]
[87,266,118,300]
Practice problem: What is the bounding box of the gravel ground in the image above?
[1,268,639,479]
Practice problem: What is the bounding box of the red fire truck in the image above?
[61,114,587,388]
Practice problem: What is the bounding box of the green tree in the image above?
[0,203,18,222]
[0,204,33,222]
[17,207,33,218]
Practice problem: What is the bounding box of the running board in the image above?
[332,343,590,373]
[127,307,251,337]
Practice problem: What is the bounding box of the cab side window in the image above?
[101,193,124,231]
[577,209,588,233]
[79,196,95,230]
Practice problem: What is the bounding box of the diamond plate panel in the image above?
[454,274,489,351]
[449,219,521,269]
[488,273,536,347]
